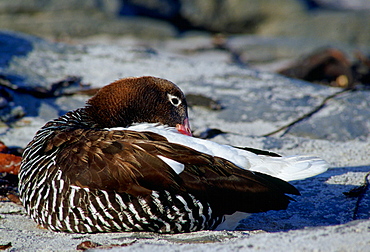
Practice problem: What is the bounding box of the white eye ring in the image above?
[168,94,181,107]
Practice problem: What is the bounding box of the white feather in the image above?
[215,212,251,231]
[157,155,185,174]
[118,123,329,181]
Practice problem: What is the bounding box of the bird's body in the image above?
[19,76,328,233]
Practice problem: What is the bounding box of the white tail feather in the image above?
[247,155,329,182]
[125,123,329,182]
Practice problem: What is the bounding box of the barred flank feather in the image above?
[19,110,222,233]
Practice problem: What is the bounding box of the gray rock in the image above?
[1,30,370,144]
[1,0,370,49]
[179,0,370,47]
[179,0,304,33]
[258,10,370,47]
[0,0,177,39]
[0,0,106,13]
[313,0,370,10]
[0,96,7,108]
[288,91,370,141]
[121,0,180,19]
[226,35,357,65]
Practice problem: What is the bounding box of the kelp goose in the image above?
[19,76,328,233]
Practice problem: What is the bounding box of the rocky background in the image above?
[0,0,370,251]
[1,0,370,44]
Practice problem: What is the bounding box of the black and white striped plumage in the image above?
[19,76,328,233]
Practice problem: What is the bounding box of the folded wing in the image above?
[51,129,299,217]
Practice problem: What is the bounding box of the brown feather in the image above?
[48,128,298,216]
[49,130,181,197]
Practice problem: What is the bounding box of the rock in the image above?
[119,0,370,47]
[226,34,342,66]
[288,90,370,141]
[310,0,370,10]
[1,31,370,146]
[0,0,177,40]
[117,0,304,33]
[0,32,33,67]
[0,96,7,108]
[119,0,181,20]
[258,9,370,47]
[179,0,304,33]
[1,0,370,49]
[0,0,110,13]
[0,77,27,124]
[186,93,223,110]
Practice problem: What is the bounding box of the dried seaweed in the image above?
[343,172,370,220]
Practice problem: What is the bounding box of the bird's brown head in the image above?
[85,76,192,135]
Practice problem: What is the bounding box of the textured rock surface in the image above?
[0,31,369,251]
[1,0,370,47]
[312,0,370,10]
[0,0,177,39]
[258,10,370,47]
[179,0,304,33]
[1,31,369,143]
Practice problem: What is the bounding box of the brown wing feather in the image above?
[49,130,181,197]
[49,129,299,215]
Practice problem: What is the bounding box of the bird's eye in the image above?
[168,94,181,107]
[171,98,179,105]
